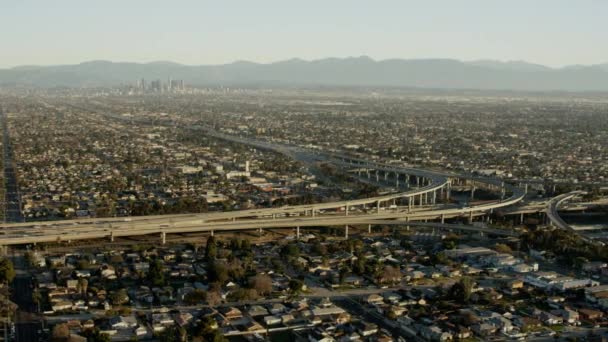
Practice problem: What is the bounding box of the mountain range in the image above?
[2,56,608,91]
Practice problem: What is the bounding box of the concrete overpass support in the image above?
[468,211,474,224]
[471,187,476,200]
[368,224,372,234]
[441,214,445,224]
[377,200,381,214]
[345,225,349,239]
[110,232,114,242]
[161,232,166,245]
[345,203,349,216]
[296,226,300,240]
[447,181,452,200]
[375,171,379,182]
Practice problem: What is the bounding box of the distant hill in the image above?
[1,57,608,91]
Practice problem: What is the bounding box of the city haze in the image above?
[2,0,608,68]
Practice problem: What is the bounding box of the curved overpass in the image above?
[546,191,586,232]
[545,191,602,245]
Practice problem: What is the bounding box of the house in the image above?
[269,303,287,315]
[109,316,138,329]
[367,294,384,305]
[247,305,269,317]
[513,316,541,331]
[245,320,264,332]
[358,322,378,337]
[472,323,497,337]
[281,314,295,324]
[66,279,79,290]
[175,312,193,327]
[551,309,579,324]
[419,325,453,342]
[335,312,351,324]
[220,307,243,320]
[579,309,604,321]
[263,315,281,326]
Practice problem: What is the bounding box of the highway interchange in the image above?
[0,113,593,248]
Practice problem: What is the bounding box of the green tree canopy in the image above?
[0,258,15,284]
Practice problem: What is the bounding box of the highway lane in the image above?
[0,195,524,245]
[1,107,24,223]
[0,167,448,230]
[546,191,586,232]
[545,191,604,246]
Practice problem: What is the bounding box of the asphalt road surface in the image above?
[10,250,42,342]
[1,108,24,223]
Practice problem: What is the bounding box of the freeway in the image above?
[1,107,24,223]
[0,192,523,245]
[0,109,527,246]
[546,191,586,232]
[545,191,603,245]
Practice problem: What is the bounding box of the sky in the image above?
[1,0,607,68]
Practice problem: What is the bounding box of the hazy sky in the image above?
[2,0,606,68]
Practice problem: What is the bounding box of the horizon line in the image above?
[3,56,606,70]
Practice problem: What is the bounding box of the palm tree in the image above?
[31,289,42,313]
[77,278,89,298]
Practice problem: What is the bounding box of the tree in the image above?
[32,288,42,313]
[495,243,513,254]
[450,277,474,303]
[249,274,273,296]
[147,259,166,286]
[157,326,187,342]
[280,244,300,260]
[82,328,111,342]
[0,258,15,284]
[195,317,226,342]
[382,266,402,285]
[184,289,207,305]
[52,323,70,341]
[205,236,218,260]
[109,288,129,305]
[288,279,304,295]
[208,261,229,284]
[311,241,327,256]
[352,257,366,275]
[77,278,89,297]
[339,266,350,284]
[441,233,460,250]
[206,290,222,306]
[574,256,589,270]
